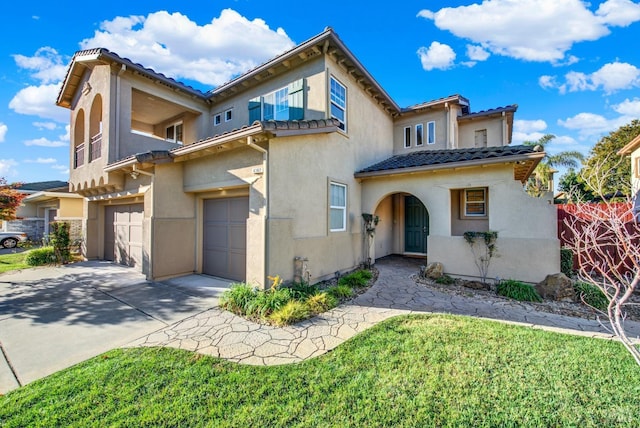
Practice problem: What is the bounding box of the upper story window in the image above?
[225,109,232,122]
[166,122,183,144]
[416,124,424,147]
[427,121,436,145]
[248,79,304,124]
[330,76,346,131]
[329,181,347,232]
[214,113,222,126]
[404,126,411,148]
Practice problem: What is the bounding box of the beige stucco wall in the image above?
[393,110,448,152]
[360,164,560,283]
[458,116,507,148]
[59,197,83,218]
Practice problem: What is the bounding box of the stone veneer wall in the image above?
[2,219,45,242]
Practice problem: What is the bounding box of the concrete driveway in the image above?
[0,261,230,394]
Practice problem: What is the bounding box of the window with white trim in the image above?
[214,114,222,126]
[330,76,347,131]
[404,126,411,148]
[464,188,487,217]
[427,121,436,145]
[225,109,232,122]
[416,123,424,146]
[165,122,183,144]
[329,182,347,232]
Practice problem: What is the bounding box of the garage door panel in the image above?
[105,203,144,270]
[203,197,248,281]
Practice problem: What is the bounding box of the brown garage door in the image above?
[203,197,249,281]
[104,204,144,269]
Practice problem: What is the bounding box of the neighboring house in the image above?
[618,132,640,216]
[55,27,559,286]
[1,181,84,242]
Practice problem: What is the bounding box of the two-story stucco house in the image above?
[56,27,559,287]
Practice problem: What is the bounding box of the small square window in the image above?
[225,109,232,122]
[214,114,222,126]
[464,188,487,217]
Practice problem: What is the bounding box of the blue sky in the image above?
[1,0,640,184]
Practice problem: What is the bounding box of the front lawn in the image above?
[1,315,639,427]
[0,251,30,274]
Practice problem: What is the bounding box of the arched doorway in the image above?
[404,195,429,254]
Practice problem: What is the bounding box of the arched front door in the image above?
[404,195,429,253]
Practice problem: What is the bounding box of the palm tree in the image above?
[524,134,584,197]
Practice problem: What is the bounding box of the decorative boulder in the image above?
[535,273,575,302]
[422,262,444,279]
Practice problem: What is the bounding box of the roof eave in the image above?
[618,133,640,155]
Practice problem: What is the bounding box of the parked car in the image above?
[0,232,28,249]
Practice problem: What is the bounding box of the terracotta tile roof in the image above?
[357,145,539,174]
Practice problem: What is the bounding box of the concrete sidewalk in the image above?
[0,261,229,394]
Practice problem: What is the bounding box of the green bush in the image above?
[288,281,319,300]
[246,287,292,318]
[25,247,56,266]
[560,248,574,277]
[269,301,311,326]
[338,269,373,288]
[219,283,257,315]
[305,292,338,314]
[574,281,608,311]
[50,221,71,264]
[435,274,455,285]
[327,284,354,299]
[497,279,542,302]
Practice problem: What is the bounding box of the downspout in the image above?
[131,164,155,280]
[247,137,269,287]
[502,111,507,146]
[445,102,450,149]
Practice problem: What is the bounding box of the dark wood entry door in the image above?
[404,195,429,253]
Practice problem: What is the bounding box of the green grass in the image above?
[2,315,639,427]
[0,250,30,274]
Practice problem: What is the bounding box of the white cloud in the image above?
[0,159,18,177]
[543,61,640,94]
[13,47,68,84]
[417,42,456,71]
[33,121,57,131]
[466,45,490,62]
[51,164,68,170]
[596,0,640,26]
[558,112,632,139]
[418,0,640,63]
[9,83,68,123]
[23,137,67,147]
[25,158,57,164]
[612,98,640,116]
[0,123,7,143]
[78,9,295,87]
[514,119,548,134]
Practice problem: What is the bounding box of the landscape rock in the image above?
[535,273,575,302]
[422,262,444,279]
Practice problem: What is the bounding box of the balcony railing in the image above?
[74,143,85,168]
[89,133,102,162]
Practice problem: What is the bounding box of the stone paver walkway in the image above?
[130,256,640,365]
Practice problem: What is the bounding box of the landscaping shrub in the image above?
[560,247,574,277]
[269,301,311,326]
[497,279,542,302]
[288,281,319,300]
[327,284,354,299]
[435,274,455,285]
[49,221,71,264]
[219,283,256,315]
[305,292,338,314]
[246,287,292,318]
[338,269,373,288]
[25,246,56,266]
[574,281,608,311]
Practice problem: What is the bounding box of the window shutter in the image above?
[288,79,304,120]
[248,97,261,124]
